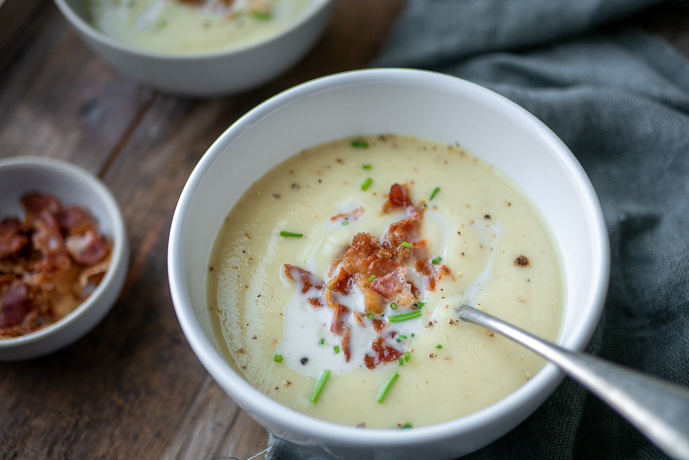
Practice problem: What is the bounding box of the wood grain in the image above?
[0,1,687,459]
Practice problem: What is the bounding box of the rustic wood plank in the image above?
[0,4,154,173]
[0,0,49,70]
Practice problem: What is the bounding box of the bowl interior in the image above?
[0,157,126,348]
[169,69,609,445]
[56,0,332,58]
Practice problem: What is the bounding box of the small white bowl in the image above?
[0,157,129,361]
[168,69,610,458]
[53,0,335,96]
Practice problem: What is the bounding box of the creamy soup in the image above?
[207,134,563,428]
[88,0,309,54]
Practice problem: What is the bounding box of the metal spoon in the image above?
[458,304,689,459]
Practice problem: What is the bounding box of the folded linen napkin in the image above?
[268,1,689,458]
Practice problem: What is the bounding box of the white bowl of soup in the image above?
[168,69,610,458]
[53,0,335,96]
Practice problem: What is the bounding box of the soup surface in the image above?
[88,0,309,54]
[208,134,563,428]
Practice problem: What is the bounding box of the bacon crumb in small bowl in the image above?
[514,255,530,267]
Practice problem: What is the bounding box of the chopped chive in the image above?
[368,274,376,282]
[401,241,413,249]
[411,334,415,338]
[390,302,397,310]
[361,178,373,191]
[398,357,404,366]
[431,256,442,265]
[399,334,407,339]
[352,140,369,149]
[274,354,283,363]
[422,203,428,208]
[318,338,325,345]
[430,187,441,200]
[309,370,331,404]
[388,311,422,323]
[342,220,349,226]
[404,352,411,362]
[280,231,303,238]
[333,346,340,354]
[436,344,443,349]
[395,337,401,343]
[400,423,413,429]
[366,313,374,319]
[417,302,425,309]
[377,372,399,403]
[362,164,372,170]
[251,11,272,20]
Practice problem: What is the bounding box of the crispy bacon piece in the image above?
[284,264,324,307]
[0,282,31,328]
[382,183,413,212]
[65,230,108,265]
[0,218,28,259]
[364,336,403,369]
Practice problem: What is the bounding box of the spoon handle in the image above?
[458,305,689,459]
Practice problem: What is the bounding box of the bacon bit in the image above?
[0,193,112,338]
[364,336,403,369]
[284,264,324,293]
[353,311,364,327]
[382,183,413,211]
[0,218,27,259]
[330,206,365,223]
[65,230,108,265]
[371,319,387,332]
[515,255,530,267]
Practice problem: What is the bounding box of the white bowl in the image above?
[0,157,129,361]
[53,0,335,96]
[168,69,610,458]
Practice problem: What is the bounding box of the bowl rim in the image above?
[168,68,610,446]
[0,156,128,350]
[52,0,334,60]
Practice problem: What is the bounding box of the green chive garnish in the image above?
[318,338,325,345]
[401,241,413,249]
[398,357,404,366]
[366,313,374,319]
[417,302,425,309]
[363,164,372,170]
[411,334,415,338]
[280,231,303,238]
[399,334,407,339]
[334,346,340,354]
[309,370,331,404]
[388,311,422,323]
[368,274,376,282]
[274,354,283,363]
[400,423,413,429]
[251,11,272,20]
[343,220,349,226]
[390,302,397,310]
[377,372,399,403]
[436,344,443,349]
[431,256,442,265]
[395,338,401,343]
[352,141,369,149]
[404,352,411,362]
[361,178,373,191]
[430,187,441,200]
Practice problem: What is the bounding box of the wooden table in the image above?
[0,1,687,458]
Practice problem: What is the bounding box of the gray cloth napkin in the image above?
[268,0,689,458]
